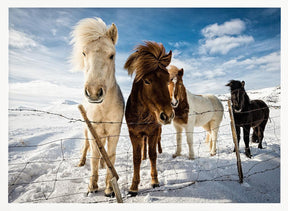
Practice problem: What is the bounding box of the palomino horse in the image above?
[71,18,124,196]
[226,80,269,158]
[168,65,223,159]
[124,41,174,196]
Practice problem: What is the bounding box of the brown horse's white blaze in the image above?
[71,17,124,197]
[168,65,224,159]
[124,41,174,196]
[169,77,179,108]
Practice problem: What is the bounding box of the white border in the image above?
[2,1,287,211]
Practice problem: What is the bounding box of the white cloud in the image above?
[169,41,190,48]
[199,19,254,55]
[9,29,38,49]
[200,35,254,55]
[201,19,246,38]
[223,51,280,72]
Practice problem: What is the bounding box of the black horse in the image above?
[226,80,270,158]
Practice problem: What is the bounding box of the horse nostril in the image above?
[85,88,91,98]
[97,88,103,98]
[160,112,168,122]
[171,100,179,107]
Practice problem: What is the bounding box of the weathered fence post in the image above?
[78,104,123,203]
[228,100,244,183]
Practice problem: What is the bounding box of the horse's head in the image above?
[226,80,250,112]
[71,18,118,104]
[124,41,174,125]
[168,65,185,108]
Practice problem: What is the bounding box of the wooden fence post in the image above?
[228,100,244,183]
[78,104,123,203]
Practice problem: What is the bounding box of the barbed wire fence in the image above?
[8,102,280,203]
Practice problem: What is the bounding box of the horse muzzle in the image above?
[85,87,105,104]
[171,99,179,108]
[159,110,175,125]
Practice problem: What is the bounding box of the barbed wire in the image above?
[8,105,280,203]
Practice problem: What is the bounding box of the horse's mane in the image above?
[70,18,108,71]
[124,41,172,82]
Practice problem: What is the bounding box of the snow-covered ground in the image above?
[8,83,280,203]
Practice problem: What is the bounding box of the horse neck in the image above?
[174,84,189,121]
[129,81,155,122]
[241,91,251,111]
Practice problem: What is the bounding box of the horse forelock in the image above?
[126,41,172,82]
[168,65,180,79]
[70,18,109,70]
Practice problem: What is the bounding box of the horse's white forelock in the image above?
[70,17,108,71]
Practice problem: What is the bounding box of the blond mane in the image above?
[70,18,110,71]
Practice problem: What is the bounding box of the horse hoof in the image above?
[172,154,178,158]
[245,148,252,158]
[104,192,115,198]
[258,145,263,149]
[151,183,160,188]
[86,189,98,196]
[210,152,216,156]
[188,156,195,160]
[78,159,86,167]
[128,191,138,197]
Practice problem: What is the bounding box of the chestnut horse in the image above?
[168,65,224,159]
[71,18,124,196]
[226,80,269,158]
[124,41,174,196]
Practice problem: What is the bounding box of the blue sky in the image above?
[9,8,280,97]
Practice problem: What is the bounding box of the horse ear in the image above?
[167,50,172,64]
[178,68,184,77]
[241,81,245,87]
[225,82,231,87]
[106,23,118,45]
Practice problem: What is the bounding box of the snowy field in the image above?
[8,84,280,203]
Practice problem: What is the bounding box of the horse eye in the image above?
[144,79,151,85]
[109,54,114,60]
[82,52,86,57]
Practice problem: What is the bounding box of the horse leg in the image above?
[202,122,211,144]
[157,127,162,154]
[78,128,89,167]
[148,130,160,188]
[258,118,268,149]
[87,134,101,192]
[172,123,183,158]
[186,124,195,160]
[210,120,219,156]
[129,134,142,196]
[104,135,119,196]
[243,126,252,158]
[251,127,259,143]
[142,136,147,160]
[100,138,107,169]
[234,126,241,152]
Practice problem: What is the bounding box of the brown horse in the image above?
[124,41,174,196]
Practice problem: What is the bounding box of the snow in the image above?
[8,82,281,205]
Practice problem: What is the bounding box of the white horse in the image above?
[71,17,124,196]
[168,65,223,159]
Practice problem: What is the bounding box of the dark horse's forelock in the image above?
[124,41,172,82]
